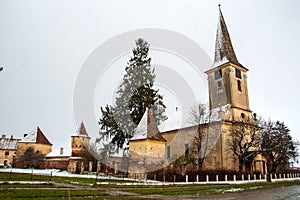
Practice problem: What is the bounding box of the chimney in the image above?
[60,147,64,155]
[2,134,6,139]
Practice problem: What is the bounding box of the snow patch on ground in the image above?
[0,168,134,181]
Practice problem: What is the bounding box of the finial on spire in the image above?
[218,4,222,14]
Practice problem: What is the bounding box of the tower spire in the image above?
[214,5,241,67]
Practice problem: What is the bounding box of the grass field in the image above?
[1,171,300,199]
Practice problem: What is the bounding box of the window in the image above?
[166,146,171,159]
[237,80,242,92]
[235,69,242,79]
[241,113,245,119]
[5,151,9,157]
[185,144,189,157]
[214,69,222,80]
[217,80,223,93]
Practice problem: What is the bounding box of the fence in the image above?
[0,170,53,182]
[1,169,300,184]
[143,172,300,183]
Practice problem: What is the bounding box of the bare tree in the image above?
[261,120,298,173]
[189,103,210,168]
[226,116,261,172]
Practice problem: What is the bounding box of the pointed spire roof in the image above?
[77,121,90,138]
[213,5,246,69]
[130,108,166,142]
[20,126,52,145]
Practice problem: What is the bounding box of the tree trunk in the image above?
[239,160,244,172]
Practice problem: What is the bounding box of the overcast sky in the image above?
[1,0,299,153]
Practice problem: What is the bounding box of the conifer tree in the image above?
[99,38,167,150]
[261,120,298,173]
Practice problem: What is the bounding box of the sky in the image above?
[0,0,300,154]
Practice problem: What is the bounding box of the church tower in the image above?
[205,6,252,120]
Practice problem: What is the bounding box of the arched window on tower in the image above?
[166,146,171,159]
[217,80,223,93]
[237,80,242,92]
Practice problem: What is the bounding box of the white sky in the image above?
[0,0,300,153]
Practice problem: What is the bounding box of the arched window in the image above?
[166,146,171,159]
[241,113,245,119]
[214,69,222,80]
[237,80,242,92]
[235,69,242,79]
[217,80,223,93]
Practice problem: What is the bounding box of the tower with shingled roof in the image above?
[71,122,91,157]
[202,5,265,172]
[71,122,97,172]
[205,5,252,121]
[128,108,167,179]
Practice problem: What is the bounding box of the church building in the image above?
[128,7,266,176]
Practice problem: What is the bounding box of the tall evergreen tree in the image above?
[99,38,167,150]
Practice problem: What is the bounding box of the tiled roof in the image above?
[0,136,19,150]
[213,6,246,69]
[46,148,71,157]
[131,108,166,142]
[76,122,90,138]
[159,105,229,133]
[20,127,52,145]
